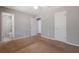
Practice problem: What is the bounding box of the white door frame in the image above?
[1,12,15,41]
[54,11,67,42]
[38,19,42,33]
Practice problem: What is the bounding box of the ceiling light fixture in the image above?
[34,6,38,10]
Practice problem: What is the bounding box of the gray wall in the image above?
[0,6,32,39]
[40,6,79,45]
[54,6,79,45]
[39,7,54,38]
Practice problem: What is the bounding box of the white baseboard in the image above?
[0,38,12,43]
[0,35,30,43]
[14,35,30,40]
[41,34,79,47]
[41,35,54,40]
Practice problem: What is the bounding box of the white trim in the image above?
[0,35,30,43]
[1,12,15,41]
[41,34,79,47]
[15,35,30,40]
[41,34,54,40]
[38,20,42,33]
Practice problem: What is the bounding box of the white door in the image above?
[31,18,38,36]
[55,11,67,42]
[1,12,14,42]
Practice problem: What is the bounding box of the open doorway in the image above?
[31,17,42,36]
[1,12,15,42]
[31,18,38,36]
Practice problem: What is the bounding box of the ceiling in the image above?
[4,6,62,17]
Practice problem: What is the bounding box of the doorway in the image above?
[31,17,42,36]
[54,11,67,42]
[31,18,38,36]
[1,12,15,42]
